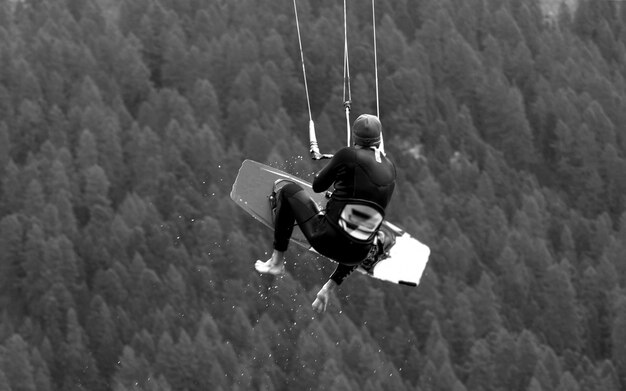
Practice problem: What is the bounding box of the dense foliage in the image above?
[1,0,626,389]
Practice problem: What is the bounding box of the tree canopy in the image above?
[1,0,626,389]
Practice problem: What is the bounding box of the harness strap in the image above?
[335,199,384,241]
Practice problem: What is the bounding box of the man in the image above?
[255,114,396,313]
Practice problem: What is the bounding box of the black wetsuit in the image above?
[273,146,396,284]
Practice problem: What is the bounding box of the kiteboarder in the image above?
[255,114,396,313]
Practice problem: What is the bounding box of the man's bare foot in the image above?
[255,251,285,275]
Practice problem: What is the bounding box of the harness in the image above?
[333,198,384,242]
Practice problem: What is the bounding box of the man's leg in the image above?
[256,182,321,275]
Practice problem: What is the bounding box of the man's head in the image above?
[352,114,382,147]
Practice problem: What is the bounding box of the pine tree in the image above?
[23,179,45,220]
[111,346,151,390]
[222,307,254,352]
[30,347,52,391]
[436,361,465,391]
[76,129,98,172]
[15,100,45,163]
[214,340,241,388]
[23,222,50,314]
[1,161,23,215]
[163,265,187,312]
[193,324,222,390]
[85,295,120,378]
[582,100,616,148]
[424,318,451,371]
[58,309,102,391]
[161,26,189,91]
[539,261,582,353]
[526,377,543,391]
[316,359,352,391]
[79,106,124,202]
[448,291,475,363]
[556,371,581,391]
[83,164,111,210]
[289,323,334,390]
[515,330,540,390]
[0,215,24,301]
[496,245,530,328]
[0,334,37,391]
[362,287,390,337]
[155,331,178,387]
[126,125,163,196]
[492,329,519,390]
[469,272,502,338]
[612,294,626,386]
[533,347,563,391]
[170,330,197,391]
[476,69,535,168]
[466,339,494,391]
[189,79,219,126]
[242,122,273,163]
[0,122,8,173]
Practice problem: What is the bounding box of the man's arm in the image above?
[312,264,358,313]
[330,263,358,285]
[312,279,336,313]
[312,148,350,193]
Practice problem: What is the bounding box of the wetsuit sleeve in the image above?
[330,263,358,285]
[312,148,351,193]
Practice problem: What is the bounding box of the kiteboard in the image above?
[230,159,430,287]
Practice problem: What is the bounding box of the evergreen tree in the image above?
[533,347,563,391]
[612,295,626,385]
[161,26,189,90]
[436,361,466,391]
[83,164,111,211]
[0,122,8,173]
[80,106,124,201]
[556,371,581,391]
[86,295,121,378]
[539,261,582,353]
[316,359,353,391]
[154,331,178,388]
[362,287,390,337]
[0,215,24,302]
[28,347,51,391]
[466,339,495,391]
[0,334,36,391]
[23,179,45,220]
[15,99,45,162]
[515,330,540,390]
[492,329,519,391]
[112,346,152,390]
[58,309,102,391]
[476,69,535,168]
[223,307,254,352]
[109,33,151,112]
[1,161,23,215]
[469,272,502,338]
[289,323,335,390]
[189,79,219,126]
[76,129,98,173]
[242,122,273,163]
[23,222,51,314]
[169,330,197,391]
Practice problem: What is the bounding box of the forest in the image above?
[1,0,626,389]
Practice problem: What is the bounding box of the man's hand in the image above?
[310,149,333,160]
[312,280,337,313]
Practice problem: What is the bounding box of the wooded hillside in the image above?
[1,0,626,390]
